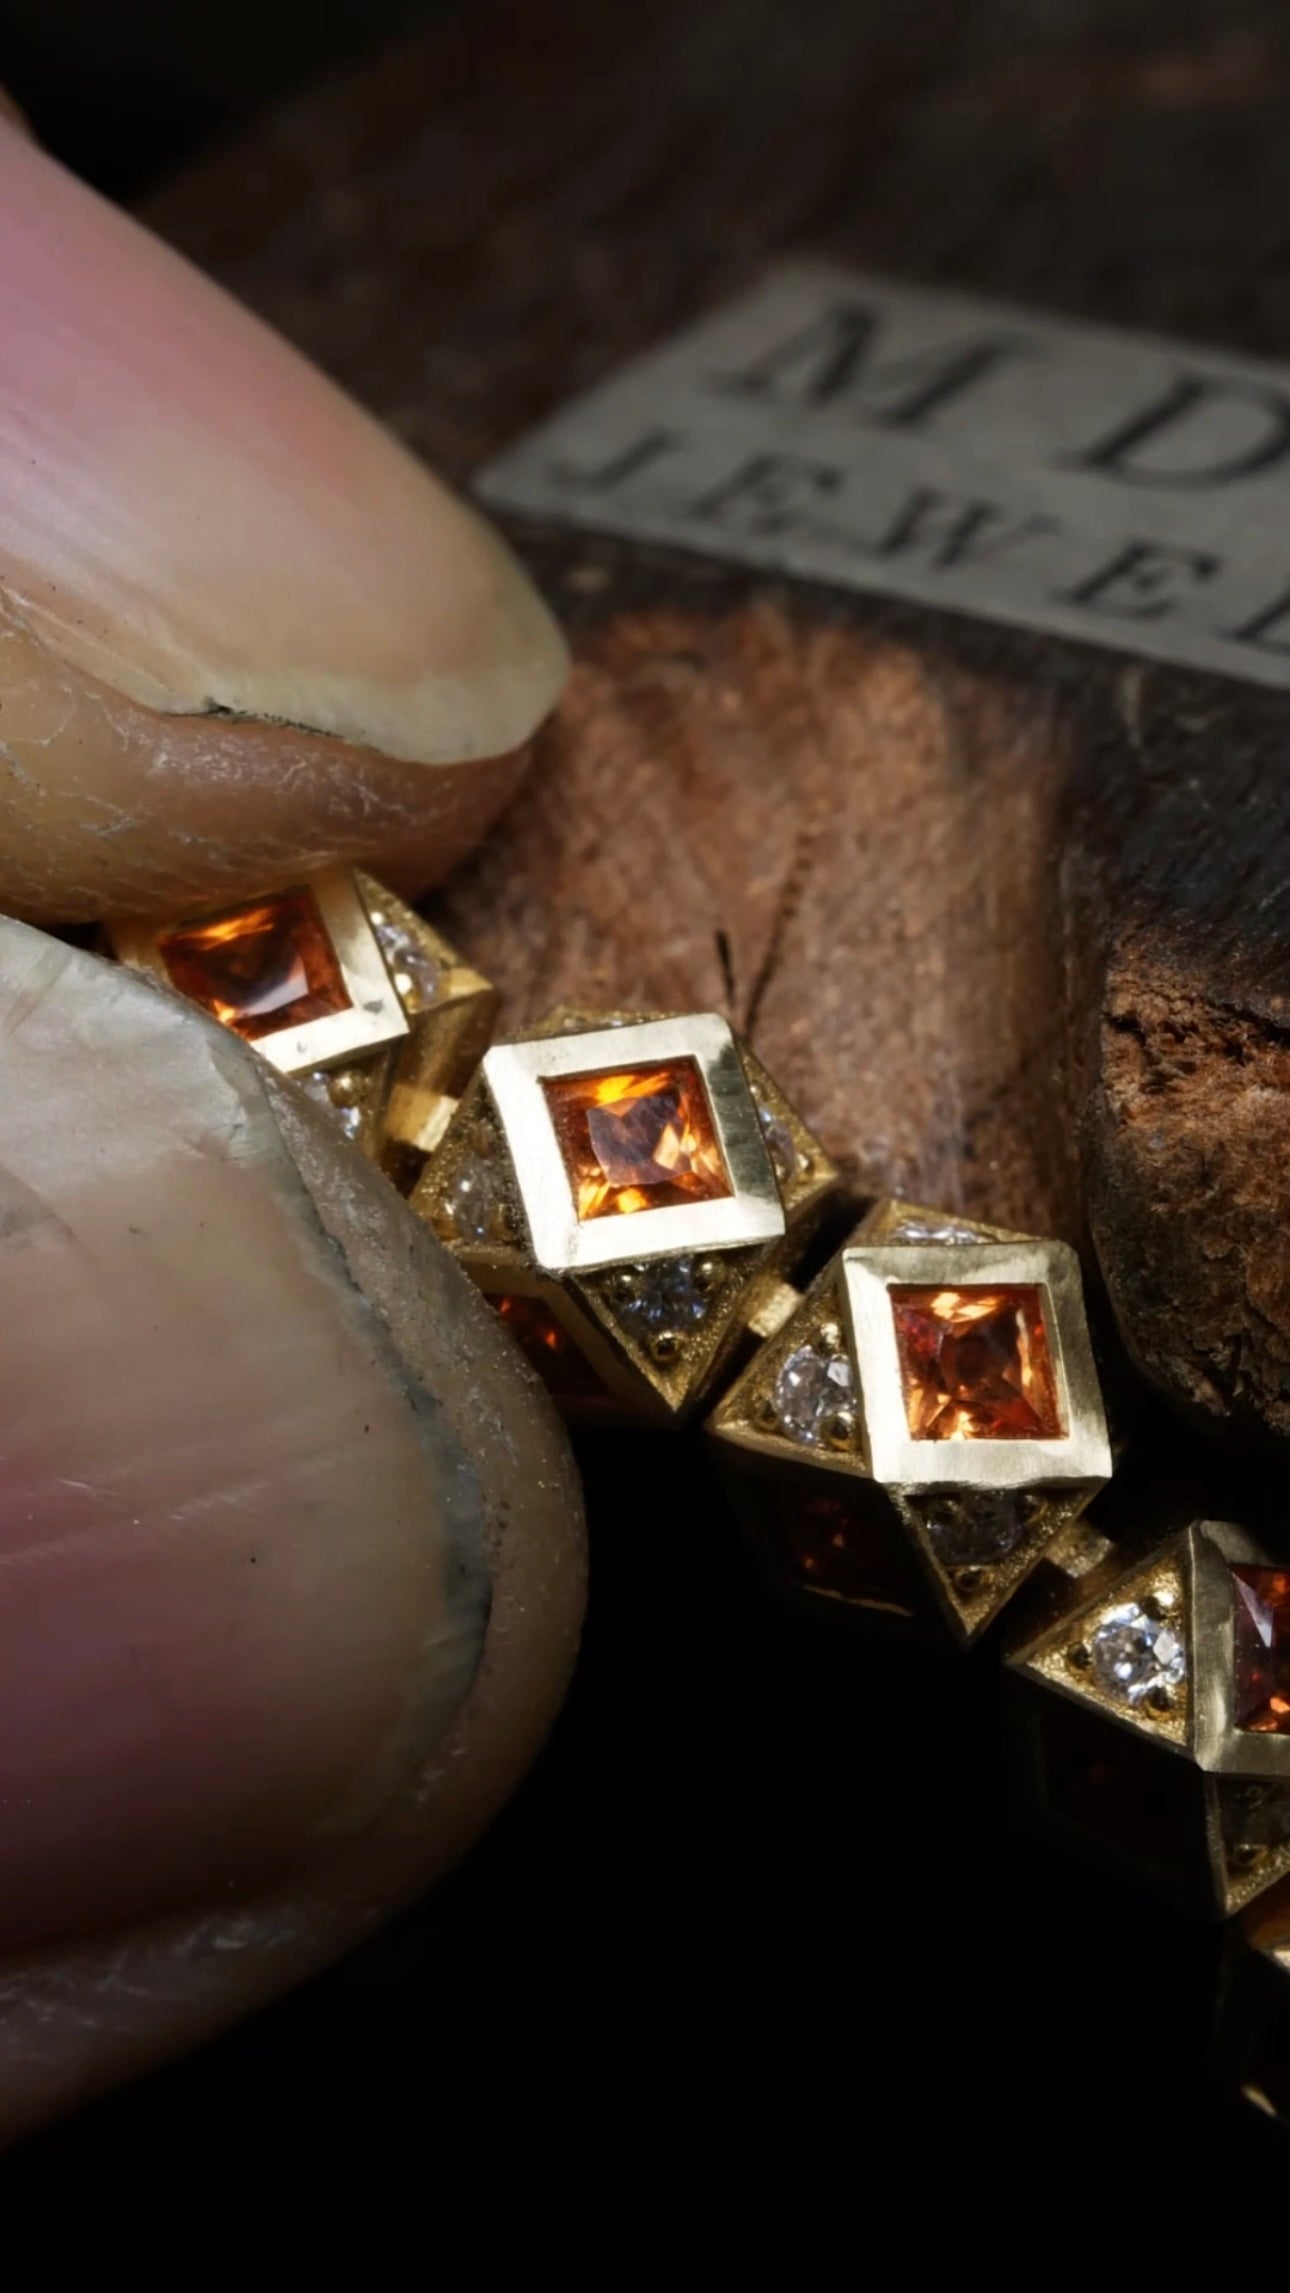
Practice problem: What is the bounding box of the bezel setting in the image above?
[1011,1518,1290,1916]
[483,1014,785,1276]
[415,1008,836,1423]
[841,1240,1111,1494]
[709,1199,1112,1644]
[106,867,498,1179]
[107,865,408,1076]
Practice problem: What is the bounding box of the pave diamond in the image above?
[615,1255,717,1337]
[444,1158,505,1244]
[773,1344,854,1445]
[884,1213,987,1246]
[756,1100,799,1189]
[367,903,441,1013]
[917,1491,1030,1567]
[1224,1781,1290,1857]
[1089,1602,1186,1707]
[299,1067,364,1142]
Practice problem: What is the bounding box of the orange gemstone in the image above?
[890,1284,1063,1440]
[491,1294,611,1404]
[774,1483,918,1616]
[542,1059,730,1221]
[1233,1567,1290,1735]
[159,888,350,1042]
[1036,1697,1203,1871]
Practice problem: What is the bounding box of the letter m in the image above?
[714,296,1027,429]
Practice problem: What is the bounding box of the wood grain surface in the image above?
[145,0,1290,1449]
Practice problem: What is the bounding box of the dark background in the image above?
[0,0,1282,2199]
[1,1,442,197]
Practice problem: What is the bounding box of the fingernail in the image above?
[0,920,580,1956]
[0,120,568,920]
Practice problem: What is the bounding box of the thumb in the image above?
[0,114,566,922]
[0,921,584,2140]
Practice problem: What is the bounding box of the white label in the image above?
[478,262,1290,690]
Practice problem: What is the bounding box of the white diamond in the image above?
[773,1344,853,1444]
[617,1256,714,1335]
[446,1160,502,1243]
[370,911,441,1011]
[1089,1602,1186,1705]
[756,1100,799,1188]
[299,1068,364,1142]
[886,1213,984,1245]
[1228,1783,1290,1852]
[921,1493,1029,1566]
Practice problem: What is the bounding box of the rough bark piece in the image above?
[1064,665,1290,1446]
[145,0,1290,1446]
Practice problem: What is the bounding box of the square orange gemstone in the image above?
[491,1293,611,1405]
[158,888,351,1043]
[1233,1567,1290,1736]
[775,1484,920,1617]
[890,1283,1064,1440]
[542,1058,731,1221]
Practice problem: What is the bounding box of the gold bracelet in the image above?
[105,872,1290,1932]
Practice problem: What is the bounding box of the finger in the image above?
[0,1478,573,2143]
[0,922,584,2140]
[0,117,567,923]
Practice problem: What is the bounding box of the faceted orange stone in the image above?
[890,1283,1063,1440]
[158,888,350,1042]
[1233,1567,1290,1735]
[542,1058,730,1221]
[769,1478,919,1616]
[1036,1697,1203,1872]
[491,1293,611,1404]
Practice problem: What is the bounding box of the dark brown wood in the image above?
[145,0,1290,1449]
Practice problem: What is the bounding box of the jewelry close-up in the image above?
[709,1196,1111,1643]
[412,1006,837,1422]
[105,867,497,1186]
[1221,1878,1290,2125]
[18,0,1290,2178]
[95,871,1290,1952]
[1012,1518,1290,1917]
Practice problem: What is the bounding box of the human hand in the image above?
[0,110,584,2141]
